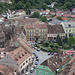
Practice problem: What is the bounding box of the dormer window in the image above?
[24,51,27,54]
[19,56,21,59]
[22,53,24,56]
[15,58,18,61]
[68,24,71,27]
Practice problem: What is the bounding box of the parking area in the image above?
[31,48,53,75]
[23,44,53,75]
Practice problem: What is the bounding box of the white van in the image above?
[25,72,30,75]
[30,68,34,73]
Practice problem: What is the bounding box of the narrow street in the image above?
[31,49,53,75]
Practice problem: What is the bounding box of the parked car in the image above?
[48,52,51,55]
[33,52,35,54]
[36,55,38,58]
[36,58,39,61]
[25,72,30,75]
[34,53,37,57]
[34,47,37,50]
[37,49,40,51]
[30,68,34,73]
[33,65,37,69]
[51,52,54,55]
[35,61,38,65]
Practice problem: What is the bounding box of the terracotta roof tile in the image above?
[9,46,31,65]
[17,38,33,54]
[41,51,70,72]
[0,64,14,75]
[61,57,75,75]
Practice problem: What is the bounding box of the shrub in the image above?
[50,44,54,48]
[40,41,44,44]
[34,44,40,48]
[73,44,75,50]
[55,44,59,49]
[40,48,48,52]
[62,44,70,49]
[43,42,49,47]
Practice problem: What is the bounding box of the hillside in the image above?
[0,0,75,14]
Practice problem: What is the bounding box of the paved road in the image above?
[31,49,53,75]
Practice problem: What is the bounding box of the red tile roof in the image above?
[9,46,31,65]
[41,51,70,72]
[53,15,67,20]
[26,21,48,29]
[65,50,75,55]
[72,8,75,10]
[56,11,62,13]
[17,38,33,54]
[0,64,14,75]
[61,57,75,75]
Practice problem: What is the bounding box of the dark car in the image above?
[36,56,38,58]
[37,49,40,51]
[48,52,51,55]
[33,65,36,69]
[36,58,39,61]
[51,52,54,55]
[33,52,35,54]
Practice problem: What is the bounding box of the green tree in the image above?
[26,9,31,15]
[68,37,75,47]
[64,34,67,43]
[73,44,75,50]
[26,2,31,9]
[45,0,52,5]
[57,16,63,20]
[55,44,59,49]
[15,1,24,9]
[61,5,67,10]
[41,16,47,22]
[56,34,62,46]
[44,42,49,47]
[30,11,41,18]
[51,14,56,18]
[50,44,54,48]
[42,3,47,10]
[65,2,72,10]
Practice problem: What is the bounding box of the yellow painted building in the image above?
[25,22,48,41]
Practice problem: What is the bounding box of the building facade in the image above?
[61,22,75,37]
[26,21,48,42]
[15,18,48,42]
[47,24,65,40]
